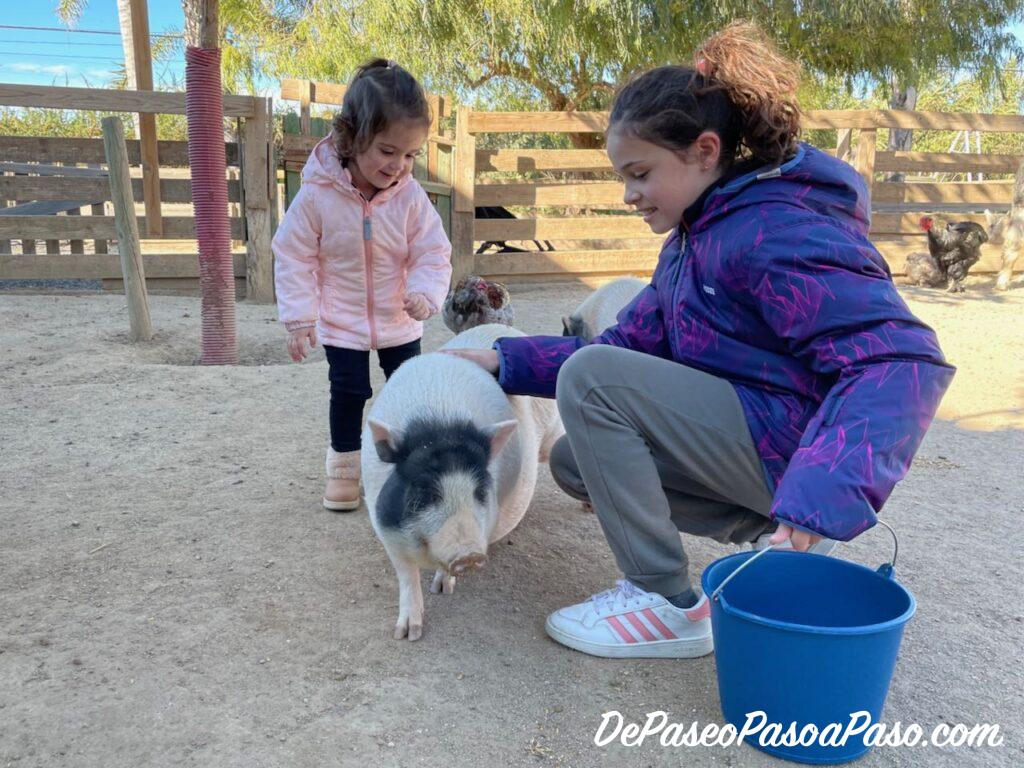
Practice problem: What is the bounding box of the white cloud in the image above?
[4,63,78,76]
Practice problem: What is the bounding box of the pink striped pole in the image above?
[185,45,238,365]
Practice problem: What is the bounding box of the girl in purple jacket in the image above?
[448,23,953,659]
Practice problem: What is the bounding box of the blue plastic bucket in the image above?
[700,532,915,764]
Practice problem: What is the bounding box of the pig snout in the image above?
[428,499,488,576]
[448,552,488,576]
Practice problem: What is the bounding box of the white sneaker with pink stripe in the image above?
[544,580,713,659]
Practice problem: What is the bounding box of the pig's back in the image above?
[368,353,515,428]
[441,323,524,351]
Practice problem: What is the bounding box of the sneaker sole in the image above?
[323,497,360,512]
[544,616,714,659]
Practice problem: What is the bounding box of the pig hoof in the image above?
[394,618,425,641]
[430,569,456,594]
[449,553,487,576]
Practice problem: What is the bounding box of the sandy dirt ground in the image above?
[1,276,1022,768]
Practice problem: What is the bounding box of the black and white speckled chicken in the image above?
[919,215,989,292]
[904,251,946,288]
[442,275,515,335]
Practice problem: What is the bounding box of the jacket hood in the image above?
[697,143,872,237]
[300,136,411,204]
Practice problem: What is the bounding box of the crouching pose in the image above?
[448,23,953,659]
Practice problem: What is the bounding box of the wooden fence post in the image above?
[241,96,275,303]
[855,129,877,201]
[835,128,853,164]
[0,190,9,255]
[299,79,313,135]
[451,105,475,284]
[101,116,153,342]
[129,0,163,237]
[427,94,441,183]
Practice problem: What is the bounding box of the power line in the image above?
[0,38,124,48]
[0,24,180,39]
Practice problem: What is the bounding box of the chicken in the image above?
[919,215,989,292]
[442,275,515,334]
[904,251,946,288]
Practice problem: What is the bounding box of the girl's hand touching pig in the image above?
[441,348,500,375]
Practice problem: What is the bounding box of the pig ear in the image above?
[481,419,517,457]
[368,418,400,463]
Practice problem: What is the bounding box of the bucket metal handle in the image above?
[711,520,902,603]
[874,519,899,579]
[711,544,775,603]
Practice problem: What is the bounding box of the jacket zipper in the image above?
[362,198,378,349]
[668,232,687,353]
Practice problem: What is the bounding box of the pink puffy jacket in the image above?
[273,137,452,350]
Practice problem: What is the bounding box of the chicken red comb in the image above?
[918,216,934,231]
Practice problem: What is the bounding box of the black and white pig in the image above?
[362,324,564,641]
[561,276,646,341]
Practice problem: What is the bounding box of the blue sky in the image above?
[1,2,1022,97]
[0,2,190,88]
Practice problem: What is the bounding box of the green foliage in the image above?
[32,0,1024,170]
[0,108,189,140]
[911,64,1024,156]
[237,0,1023,112]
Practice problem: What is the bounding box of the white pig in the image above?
[362,324,563,641]
[561,276,646,341]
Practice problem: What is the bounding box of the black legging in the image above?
[324,338,421,452]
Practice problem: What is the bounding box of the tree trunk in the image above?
[117,0,141,138]
[886,76,917,182]
[184,0,220,48]
[183,0,239,364]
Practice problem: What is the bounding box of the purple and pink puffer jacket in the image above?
[494,144,954,541]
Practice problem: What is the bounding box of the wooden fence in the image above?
[4,82,1020,292]
[0,84,275,300]
[448,108,1023,283]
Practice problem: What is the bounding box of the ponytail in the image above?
[694,22,801,165]
[609,22,801,168]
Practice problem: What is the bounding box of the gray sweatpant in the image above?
[551,345,776,597]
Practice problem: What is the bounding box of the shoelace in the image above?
[590,579,647,616]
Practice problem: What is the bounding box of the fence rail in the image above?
[0,83,257,117]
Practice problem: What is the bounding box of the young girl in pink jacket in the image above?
[273,60,452,512]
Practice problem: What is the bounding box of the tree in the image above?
[234,1,1023,107]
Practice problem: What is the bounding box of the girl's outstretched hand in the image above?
[403,292,431,321]
[768,522,823,552]
[440,348,500,375]
[288,327,317,362]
